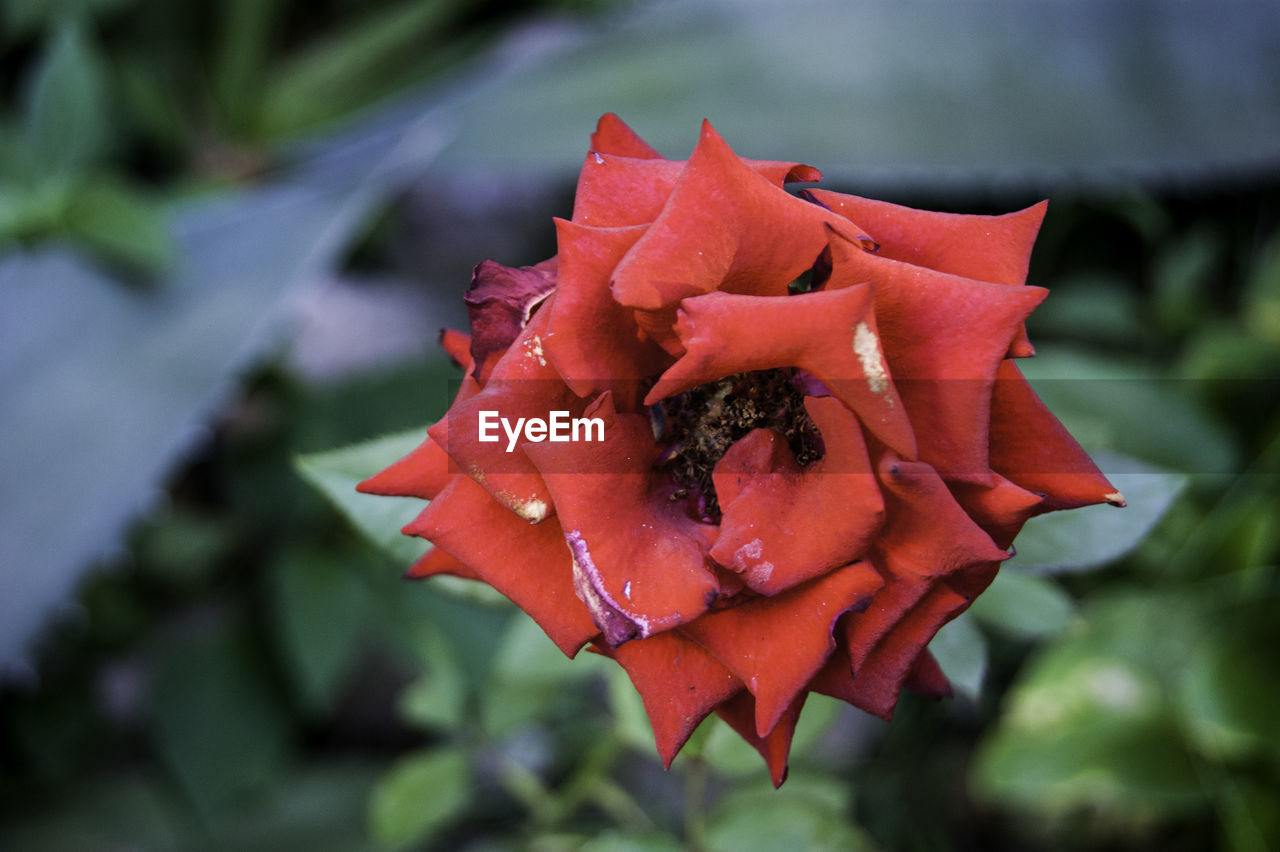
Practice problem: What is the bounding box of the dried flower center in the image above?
[653,369,823,523]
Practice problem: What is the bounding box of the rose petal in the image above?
[872,453,1010,579]
[591,112,664,159]
[644,285,916,457]
[438,328,473,371]
[431,307,583,523]
[948,473,1046,550]
[600,631,743,767]
[903,649,952,699]
[710,398,885,596]
[525,393,719,645]
[359,374,481,499]
[990,359,1126,509]
[680,559,883,737]
[403,475,598,656]
[610,121,841,310]
[803,191,1047,357]
[826,233,1047,480]
[814,578,968,719]
[465,258,557,381]
[845,582,970,719]
[575,116,824,228]
[543,219,670,409]
[404,546,479,581]
[715,690,807,788]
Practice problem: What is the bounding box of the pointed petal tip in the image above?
[1105,491,1127,507]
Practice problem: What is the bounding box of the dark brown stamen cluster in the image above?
[653,368,823,522]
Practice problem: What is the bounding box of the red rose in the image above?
[359,115,1123,785]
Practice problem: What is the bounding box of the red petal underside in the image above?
[431,307,585,523]
[438,328,473,371]
[542,219,670,409]
[525,395,719,645]
[805,190,1046,357]
[680,559,883,737]
[948,473,1046,550]
[715,690,808,788]
[600,631,743,768]
[572,152,826,229]
[591,112,664,159]
[845,581,970,719]
[903,649,953,699]
[814,578,967,719]
[358,375,481,499]
[403,475,598,656]
[989,360,1125,510]
[645,286,916,457]
[609,121,842,311]
[355,432,452,500]
[826,234,1047,481]
[465,259,558,382]
[710,398,885,596]
[404,546,480,581]
[871,453,1010,580]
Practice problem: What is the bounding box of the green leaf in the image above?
[149,628,292,819]
[294,430,429,567]
[398,624,467,731]
[258,0,468,138]
[1243,231,1280,343]
[1176,615,1280,762]
[1152,225,1219,335]
[482,614,609,736]
[0,110,451,672]
[706,775,872,851]
[368,746,470,849]
[929,612,987,700]
[22,19,110,177]
[270,546,372,713]
[61,177,174,273]
[968,569,1074,640]
[1020,348,1237,475]
[575,830,685,852]
[972,590,1211,819]
[1005,453,1186,574]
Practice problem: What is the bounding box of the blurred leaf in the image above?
[973,590,1211,819]
[270,546,372,713]
[22,18,110,177]
[368,746,470,849]
[706,775,872,851]
[1005,456,1186,574]
[1153,225,1219,335]
[700,693,847,778]
[150,628,292,819]
[929,612,987,700]
[0,772,180,851]
[436,0,1280,191]
[211,0,284,134]
[1021,348,1237,474]
[3,0,134,42]
[398,624,467,731]
[1031,273,1148,346]
[132,507,232,586]
[0,113,451,672]
[575,830,685,852]
[1176,614,1280,762]
[1243,230,1280,343]
[483,614,609,735]
[61,176,174,273]
[294,430,430,567]
[969,570,1074,640]
[258,0,468,138]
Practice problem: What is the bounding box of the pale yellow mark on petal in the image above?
[1104,491,1127,507]
[852,321,889,396]
[524,334,547,366]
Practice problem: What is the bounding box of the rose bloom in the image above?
[359,115,1124,785]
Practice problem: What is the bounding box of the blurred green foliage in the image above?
[2,1,1280,849]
